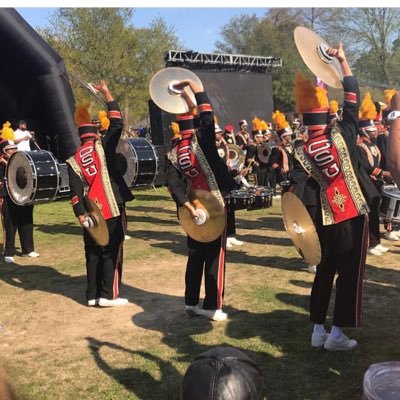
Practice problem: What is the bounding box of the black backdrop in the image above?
[149,69,274,145]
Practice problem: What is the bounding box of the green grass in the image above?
[1,187,400,399]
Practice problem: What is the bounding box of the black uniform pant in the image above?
[307,205,368,327]
[368,194,381,248]
[1,197,34,257]
[226,206,236,237]
[185,229,227,311]
[83,207,126,301]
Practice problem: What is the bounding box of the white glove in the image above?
[82,216,96,229]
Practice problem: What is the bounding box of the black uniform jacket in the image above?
[68,100,134,217]
[166,92,239,207]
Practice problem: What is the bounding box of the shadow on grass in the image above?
[229,251,303,271]
[236,232,292,247]
[0,261,86,304]
[128,193,170,203]
[129,205,176,215]
[86,338,183,400]
[34,222,83,236]
[236,215,285,231]
[127,214,178,226]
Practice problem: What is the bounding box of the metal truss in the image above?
[164,50,282,73]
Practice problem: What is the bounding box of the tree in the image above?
[41,8,180,125]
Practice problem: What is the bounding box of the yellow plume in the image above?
[74,101,91,126]
[359,93,376,120]
[170,122,181,138]
[295,73,328,113]
[0,121,15,141]
[260,120,268,130]
[384,89,397,107]
[98,110,110,130]
[252,117,262,131]
[214,115,218,125]
[329,100,338,114]
[272,111,289,130]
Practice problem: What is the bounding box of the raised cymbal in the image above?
[178,189,225,242]
[227,144,245,170]
[281,192,321,266]
[84,197,110,246]
[149,67,204,114]
[294,26,343,89]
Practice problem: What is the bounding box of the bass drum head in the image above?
[117,138,158,188]
[116,138,138,188]
[6,151,34,205]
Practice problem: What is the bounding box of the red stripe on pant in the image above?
[217,213,228,310]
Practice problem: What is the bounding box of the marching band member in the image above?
[67,81,134,307]
[223,124,236,145]
[269,111,293,193]
[358,93,392,255]
[165,79,238,321]
[0,140,38,263]
[291,44,369,351]
[236,119,250,151]
[245,129,269,187]
[388,90,400,188]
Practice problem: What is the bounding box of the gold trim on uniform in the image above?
[294,127,368,226]
[167,134,225,207]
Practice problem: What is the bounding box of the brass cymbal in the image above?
[257,143,271,164]
[281,192,321,266]
[84,197,110,246]
[227,144,245,170]
[149,67,204,114]
[294,26,343,89]
[178,189,225,242]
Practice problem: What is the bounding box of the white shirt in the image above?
[14,129,32,151]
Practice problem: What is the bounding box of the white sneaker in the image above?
[22,251,40,258]
[201,309,228,321]
[384,231,399,241]
[229,237,243,246]
[98,297,128,307]
[185,304,202,317]
[311,331,328,348]
[308,265,317,273]
[367,247,382,256]
[87,299,99,307]
[4,256,14,263]
[324,333,358,351]
[124,235,132,240]
[374,244,389,253]
[226,239,233,249]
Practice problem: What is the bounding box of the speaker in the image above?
[153,144,170,187]
[148,99,176,146]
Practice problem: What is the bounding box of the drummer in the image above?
[165,78,238,322]
[0,140,39,263]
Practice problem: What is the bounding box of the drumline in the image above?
[5,140,400,227]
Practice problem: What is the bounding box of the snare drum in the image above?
[225,189,254,212]
[6,150,61,205]
[116,138,158,188]
[247,186,274,210]
[379,185,400,222]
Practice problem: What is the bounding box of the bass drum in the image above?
[6,150,61,205]
[116,137,158,188]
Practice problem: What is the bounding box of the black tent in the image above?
[0,8,79,161]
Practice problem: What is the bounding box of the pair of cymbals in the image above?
[84,197,109,246]
[149,67,204,114]
[294,26,343,88]
[178,189,225,242]
[281,192,321,266]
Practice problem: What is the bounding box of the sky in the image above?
[15,7,269,54]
